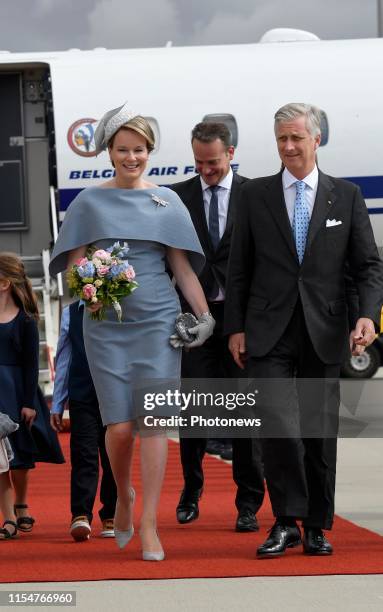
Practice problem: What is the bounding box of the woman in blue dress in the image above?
[0,253,64,540]
[50,103,215,560]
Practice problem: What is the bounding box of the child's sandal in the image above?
[14,504,35,532]
[0,520,18,540]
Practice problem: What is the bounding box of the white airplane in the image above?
[1,28,383,258]
[1,29,383,381]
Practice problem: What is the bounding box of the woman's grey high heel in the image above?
[141,528,165,561]
[114,487,135,550]
[142,550,165,561]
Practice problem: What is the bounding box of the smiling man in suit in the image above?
[225,102,383,558]
[171,122,264,532]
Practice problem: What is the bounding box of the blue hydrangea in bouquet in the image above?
[67,241,138,321]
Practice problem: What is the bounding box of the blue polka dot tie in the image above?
[293,180,310,264]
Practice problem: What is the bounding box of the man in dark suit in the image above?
[171,122,264,532]
[225,103,383,557]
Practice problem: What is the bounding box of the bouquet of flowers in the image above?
[67,241,138,321]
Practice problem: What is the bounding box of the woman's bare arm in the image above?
[166,247,209,316]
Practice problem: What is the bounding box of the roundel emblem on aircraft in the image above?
[67,118,98,157]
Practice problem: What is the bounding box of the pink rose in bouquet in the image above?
[75,257,89,267]
[93,249,112,261]
[83,283,97,300]
[124,266,136,281]
[97,265,110,277]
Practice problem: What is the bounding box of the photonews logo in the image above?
[67,118,98,157]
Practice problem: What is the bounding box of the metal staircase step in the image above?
[39,368,51,379]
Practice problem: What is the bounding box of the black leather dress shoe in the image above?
[220,443,233,461]
[176,489,203,524]
[206,440,223,455]
[303,528,333,555]
[235,509,259,532]
[257,522,301,558]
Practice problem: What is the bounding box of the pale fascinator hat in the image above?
[94,102,138,154]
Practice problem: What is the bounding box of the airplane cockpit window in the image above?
[202,114,238,147]
[319,110,329,146]
[145,117,160,154]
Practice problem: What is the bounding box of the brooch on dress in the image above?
[151,194,168,208]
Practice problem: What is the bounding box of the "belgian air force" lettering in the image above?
[69,164,239,180]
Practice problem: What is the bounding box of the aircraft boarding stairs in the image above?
[21,250,60,398]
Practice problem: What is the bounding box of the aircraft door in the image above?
[0,73,26,229]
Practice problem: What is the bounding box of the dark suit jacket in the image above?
[171,173,248,306]
[224,170,383,364]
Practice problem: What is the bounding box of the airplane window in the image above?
[319,110,329,147]
[145,117,160,154]
[202,114,238,147]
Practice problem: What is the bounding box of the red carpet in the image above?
[2,434,383,582]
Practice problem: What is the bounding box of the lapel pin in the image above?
[151,194,168,208]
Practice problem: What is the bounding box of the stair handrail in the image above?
[50,185,63,297]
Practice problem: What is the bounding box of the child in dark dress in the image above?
[0,252,64,540]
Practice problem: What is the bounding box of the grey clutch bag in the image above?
[174,313,198,343]
[0,412,19,439]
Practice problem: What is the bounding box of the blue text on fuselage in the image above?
[69,169,116,179]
